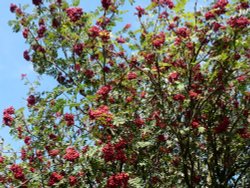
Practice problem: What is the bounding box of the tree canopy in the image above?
[1,0,250,187]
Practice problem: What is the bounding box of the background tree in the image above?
[1,0,250,187]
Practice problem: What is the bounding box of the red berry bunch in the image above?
[101,0,113,10]
[66,7,83,22]
[10,164,26,182]
[27,95,36,106]
[152,32,165,48]
[107,172,129,188]
[227,16,249,29]
[73,43,84,56]
[32,0,43,6]
[3,106,15,126]
[48,172,63,186]
[97,85,112,97]
[64,113,74,126]
[63,147,80,162]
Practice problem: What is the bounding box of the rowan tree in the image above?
[1,0,250,187]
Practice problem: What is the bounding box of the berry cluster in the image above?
[63,147,80,162]
[107,172,129,188]
[66,7,83,22]
[2,106,15,126]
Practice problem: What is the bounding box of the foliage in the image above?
[1,0,250,187]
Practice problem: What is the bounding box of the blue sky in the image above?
[0,0,36,149]
[0,0,205,151]
[0,0,57,150]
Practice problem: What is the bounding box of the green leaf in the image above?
[146,2,157,11]
[174,0,188,12]
[136,141,152,148]
[73,165,82,173]
[16,107,25,115]
[177,83,185,91]
[72,0,80,6]
[113,117,126,126]
[129,177,144,188]
[198,127,206,133]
